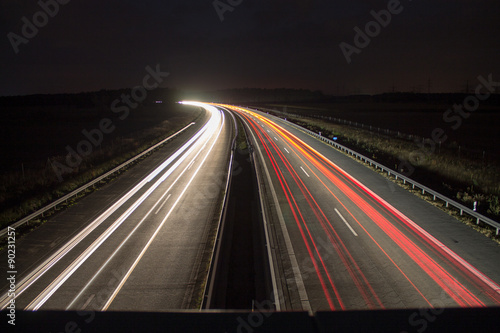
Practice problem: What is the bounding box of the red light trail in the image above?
[222,104,500,310]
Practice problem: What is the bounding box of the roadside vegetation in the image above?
[255,104,500,241]
[0,99,202,232]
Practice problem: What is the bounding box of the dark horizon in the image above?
[3,87,500,104]
[1,1,499,97]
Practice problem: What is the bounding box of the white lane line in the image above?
[155,194,172,215]
[22,107,223,311]
[0,122,203,310]
[66,121,215,310]
[82,294,95,310]
[66,187,172,310]
[65,110,225,311]
[274,136,278,141]
[284,147,290,154]
[335,208,358,236]
[102,110,225,311]
[187,159,195,170]
[245,118,311,312]
[300,166,310,178]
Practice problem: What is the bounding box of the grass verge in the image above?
[0,109,204,247]
[267,112,500,244]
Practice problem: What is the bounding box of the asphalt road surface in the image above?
[0,102,234,312]
[225,104,500,312]
[2,101,500,317]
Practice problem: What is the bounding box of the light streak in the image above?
[225,104,500,309]
[1,104,222,311]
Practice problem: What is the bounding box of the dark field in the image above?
[0,96,201,225]
[266,101,500,161]
[0,102,199,173]
[253,100,500,221]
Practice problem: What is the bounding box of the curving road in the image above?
[225,104,500,312]
[0,102,234,312]
[2,100,500,317]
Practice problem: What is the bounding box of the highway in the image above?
[224,105,500,312]
[2,100,500,316]
[0,102,234,312]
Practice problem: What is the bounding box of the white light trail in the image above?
[0,105,222,310]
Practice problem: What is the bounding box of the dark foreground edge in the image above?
[2,307,500,332]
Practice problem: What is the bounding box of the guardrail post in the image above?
[266,109,500,236]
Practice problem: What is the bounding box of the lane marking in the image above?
[244,108,500,300]
[82,294,95,310]
[335,208,358,237]
[21,107,223,311]
[274,136,278,141]
[284,147,290,154]
[66,188,172,310]
[65,110,221,310]
[102,108,226,311]
[155,194,172,215]
[300,166,310,178]
[0,122,204,310]
[244,117,311,312]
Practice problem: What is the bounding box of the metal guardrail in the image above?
[201,107,237,309]
[252,108,500,236]
[0,122,196,238]
[257,107,495,161]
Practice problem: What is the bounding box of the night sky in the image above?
[1,0,499,96]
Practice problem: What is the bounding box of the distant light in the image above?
[155,100,162,103]
[333,137,338,141]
